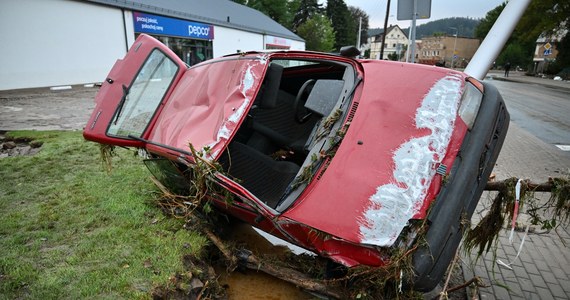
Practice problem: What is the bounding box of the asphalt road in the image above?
[485,79,570,153]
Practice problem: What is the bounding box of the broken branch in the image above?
[485,178,558,192]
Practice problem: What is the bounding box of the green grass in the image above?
[0,131,207,299]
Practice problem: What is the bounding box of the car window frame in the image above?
[106,48,181,140]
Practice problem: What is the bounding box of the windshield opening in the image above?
[217,57,356,211]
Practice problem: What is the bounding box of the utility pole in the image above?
[409,0,417,63]
[357,17,362,50]
[450,27,458,69]
[380,0,391,60]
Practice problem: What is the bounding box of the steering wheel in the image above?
[293,79,316,123]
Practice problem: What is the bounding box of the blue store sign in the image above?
[133,12,214,40]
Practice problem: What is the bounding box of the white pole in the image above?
[464,0,531,80]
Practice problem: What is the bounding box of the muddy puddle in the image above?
[217,222,314,300]
[0,131,42,158]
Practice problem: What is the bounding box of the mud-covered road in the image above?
[0,86,97,131]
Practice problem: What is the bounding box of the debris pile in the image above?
[0,133,43,158]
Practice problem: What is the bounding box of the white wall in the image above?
[0,0,127,90]
[124,10,136,49]
[213,26,264,57]
[289,40,305,51]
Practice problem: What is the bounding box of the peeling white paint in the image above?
[359,74,463,247]
[256,54,269,65]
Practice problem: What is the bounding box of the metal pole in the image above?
[357,17,362,48]
[464,0,531,80]
[450,27,458,69]
[410,0,417,63]
[380,0,391,60]
[406,20,412,62]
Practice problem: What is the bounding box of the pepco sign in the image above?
[133,12,214,40]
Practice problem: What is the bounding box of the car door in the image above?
[84,34,186,147]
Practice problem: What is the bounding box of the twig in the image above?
[439,251,460,300]
[447,276,488,294]
[203,228,237,270]
[196,280,209,300]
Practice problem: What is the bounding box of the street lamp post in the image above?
[450,27,458,69]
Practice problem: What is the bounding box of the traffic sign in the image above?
[544,48,552,56]
[397,0,432,20]
[544,42,552,50]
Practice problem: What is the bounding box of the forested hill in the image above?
[402,17,481,38]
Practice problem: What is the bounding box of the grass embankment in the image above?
[0,131,207,299]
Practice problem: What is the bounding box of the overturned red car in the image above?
[84,34,508,291]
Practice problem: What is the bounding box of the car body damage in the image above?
[360,74,464,247]
[84,34,509,291]
[147,57,265,160]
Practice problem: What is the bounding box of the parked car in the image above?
[84,34,509,291]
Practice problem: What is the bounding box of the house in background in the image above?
[532,29,567,74]
[360,28,382,57]
[417,35,480,68]
[367,25,408,60]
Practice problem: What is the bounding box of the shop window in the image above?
[137,34,213,66]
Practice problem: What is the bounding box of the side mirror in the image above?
[339,46,360,58]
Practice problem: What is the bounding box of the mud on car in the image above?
[84,34,508,291]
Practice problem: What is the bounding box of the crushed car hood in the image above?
[283,61,468,247]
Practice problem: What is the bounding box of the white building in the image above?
[368,25,408,60]
[0,0,305,91]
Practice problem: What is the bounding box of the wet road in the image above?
[486,79,570,151]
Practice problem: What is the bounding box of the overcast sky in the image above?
[342,0,505,28]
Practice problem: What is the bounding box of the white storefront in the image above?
[0,0,304,91]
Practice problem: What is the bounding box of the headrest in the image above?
[258,63,283,109]
[304,79,344,116]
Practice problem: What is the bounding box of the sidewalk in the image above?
[462,123,570,299]
[486,70,570,92]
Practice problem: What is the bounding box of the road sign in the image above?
[397,0,432,20]
[544,48,552,56]
[544,42,552,50]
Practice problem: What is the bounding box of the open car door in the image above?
[84,34,186,147]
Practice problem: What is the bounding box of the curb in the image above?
[486,75,570,92]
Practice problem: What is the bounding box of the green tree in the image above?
[475,1,569,71]
[326,0,356,51]
[296,14,335,52]
[292,0,322,31]
[233,0,299,30]
[247,0,292,29]
[348,6,369,47]
[516,0,569,44]
[474,3,506,40]
[498,43,528,69]
[555,33,570,70]
[387,52,398,61]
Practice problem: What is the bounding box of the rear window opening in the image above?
[107,49,179,138]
